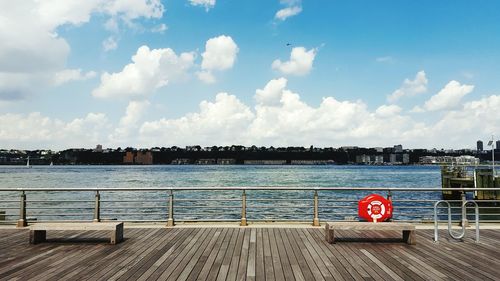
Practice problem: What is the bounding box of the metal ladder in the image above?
[433,200,479,243]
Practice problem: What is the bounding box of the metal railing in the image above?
[0,187,499,227]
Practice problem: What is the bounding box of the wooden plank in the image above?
[187,228,230,280]
[356,230,423,281]
[236,228,250,281]
[255,228,265,281]
[156,228,216,280]
[267,228,285,281]
[137,228,200,281]
[4,229,110,280]
[86,228,166,281]
[332,230,385,280]
[278,228,306,281]
[216,227,241,281]
[292,228,333,281]
[1,228,500,281]
[299,228,348,281]
[246,228,257,281]
[307,228,365,280]
[360,249,404,281]
[271,228,295,281]
[119,228,186,281]
[174,228,223,280]
[284,228,321,281]
[204,228,235,281]
[225,228,245,281]
[8,230,109,281]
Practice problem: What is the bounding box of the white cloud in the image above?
[189,0,216,11]
[387,71,428,103]
[134,79,415,147]
[140,93,254,146]
[198,35,239,83]
[255,77,290,106]
[3,79,500,149]
[0,112,110,149]
[201,35,239,71]
[151,23,168,33]
[102,36,118,51]
[275,0,302,21]
[0,0,165,100]
[275,6,302,21]
[423,80,474,111]
[92,45,195,99]
[110,100,151,144]
[410,106,425,113]
[196,71,216,84]
[53,69,97,86]
[272,47,317,76]
[403,95,500,147]
[375,105,402,117]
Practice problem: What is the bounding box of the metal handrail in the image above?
[1,187,500,227]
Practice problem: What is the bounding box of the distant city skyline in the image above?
[1,1,500,150]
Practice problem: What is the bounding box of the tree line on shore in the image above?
[1,145,494,165]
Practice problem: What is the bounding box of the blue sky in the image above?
[1,0,500,149]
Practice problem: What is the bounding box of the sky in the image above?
[1,0,500,150]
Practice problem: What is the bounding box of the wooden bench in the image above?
[325,222,416,245]
[29,222,124,245]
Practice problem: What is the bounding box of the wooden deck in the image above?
[1,227,500,280]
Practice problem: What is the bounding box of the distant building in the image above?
[195,159,216,165]
[497,140,500,150]
[217,158,236,165]
[123,151,134,164]
[135,151,153,165]
[123,151,153,164]
[94,144,103,153]
[291,160,332,165]
[403,154,410,164]
[356,155,370,164]
[393,144,403,153]
[172,158,191,165]
[477,140,483,151]
[244,160,286,165]
[390,154,397,164]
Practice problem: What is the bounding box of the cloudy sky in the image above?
[1,0,500,150]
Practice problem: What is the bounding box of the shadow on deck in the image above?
[1,227,499,280]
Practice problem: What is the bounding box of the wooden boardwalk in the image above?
[1,227,500,280]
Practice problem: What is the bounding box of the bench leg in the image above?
[403,230,416,245]
[111,224,124,244]
[30,230,46,244]
[325,223,335,244]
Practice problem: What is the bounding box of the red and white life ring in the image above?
[358,194,393,222]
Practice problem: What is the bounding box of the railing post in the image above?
[167,190,175,227]
[16,191,27,228]
[387,190,393,222]
[93,191,101,222]
[240,190,247,226]
[460,192,469,227]
[313,190,320,226]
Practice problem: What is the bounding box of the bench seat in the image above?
[325,222,416,245]
[29,222,124,245]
